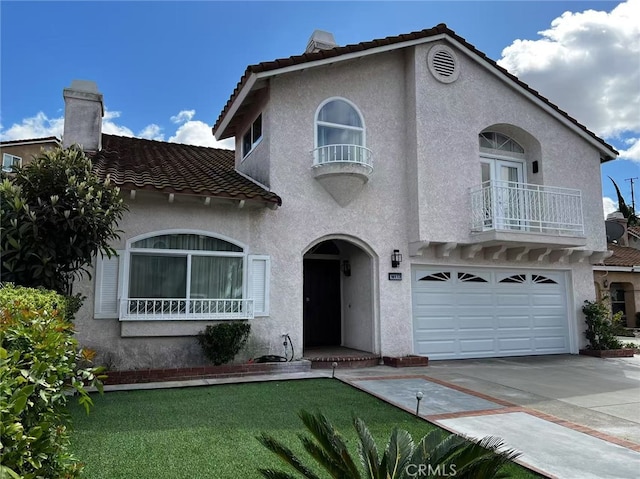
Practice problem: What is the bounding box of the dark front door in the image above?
[303,259,341,347]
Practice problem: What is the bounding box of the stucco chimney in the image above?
[305,30,337,53]
[62,80,104,152]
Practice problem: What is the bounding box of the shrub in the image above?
[197,321,251,365]
[0,145,127,296]
[0,284,104,478]
[582,299,623,350]
[258,410,520,478]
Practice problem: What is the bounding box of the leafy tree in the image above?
[0,145,127,297]
[609,177,639,226]
[257,410,520,479]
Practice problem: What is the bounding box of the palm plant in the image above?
[257,410,521,479]
[610,177,639,226]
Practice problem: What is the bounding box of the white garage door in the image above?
[412,267,570,360]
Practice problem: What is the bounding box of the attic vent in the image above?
[427,45,460,84]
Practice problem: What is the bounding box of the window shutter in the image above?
[94,251,123,318]
[248,255,270,317]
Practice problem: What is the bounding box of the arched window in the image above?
[128,233,244,302]
[94,230,271,321]
[479,131,524,154]
[314,98,369,164]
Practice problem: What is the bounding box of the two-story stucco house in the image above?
[70,24,618,370]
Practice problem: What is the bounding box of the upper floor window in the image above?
[2,153,22,172]
[242,114,262,159]
[315,98,369,165]
[479,132,524,154]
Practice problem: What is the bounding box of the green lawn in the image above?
[68,378,541,478]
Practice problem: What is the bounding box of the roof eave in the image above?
[117,184,281,208]
[214,73,258,140]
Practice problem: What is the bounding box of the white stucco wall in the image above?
[409,41,606,250]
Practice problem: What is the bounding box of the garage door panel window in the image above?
[457,272,488,283]
[532,274,558,284]
[499,274,527,284]
[418,272,451,282]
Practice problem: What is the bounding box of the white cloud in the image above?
[0,111,64,140]
[1,108,232,150]
[170,110,195,124]
[138,124,165,141]
[168,120,234,149]
[101,110,135,137]
[603,196,618,218]
[618,137,640,162]
[498,0,640,138]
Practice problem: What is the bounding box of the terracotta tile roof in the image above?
[628,226,640,239]
[602,244,640,267]
[91,134,281,206]
[0,136,60,146]
[213,23,616,158]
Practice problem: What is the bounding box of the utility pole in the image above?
[625,177,638,212]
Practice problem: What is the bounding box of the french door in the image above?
[481,157,525,230]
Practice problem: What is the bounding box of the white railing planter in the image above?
[120,298,254,321]
[311,144,373,170]
[469,180,584,236]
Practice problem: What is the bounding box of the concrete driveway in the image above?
[424,354,640,445]
[338,354,640,478]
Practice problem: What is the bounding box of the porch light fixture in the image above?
[415,391,424,416]
[342,260,351,277]
[391,249,403,268]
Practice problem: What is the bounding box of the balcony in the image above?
[469,180,586,247]
[119,298,254,321]
[311,144,373,207]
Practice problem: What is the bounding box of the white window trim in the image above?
[242,113,263,160]
[2,153,22,172]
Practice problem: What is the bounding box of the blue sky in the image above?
[1,1,638,213]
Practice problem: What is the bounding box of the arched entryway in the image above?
[302,237,377,354]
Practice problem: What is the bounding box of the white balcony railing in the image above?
[120,298,254,321]
[470,180,584,236]
[312,144,373,169]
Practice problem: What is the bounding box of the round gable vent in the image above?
[428,45,460,83]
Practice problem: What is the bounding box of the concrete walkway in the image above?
[101,355,640,479]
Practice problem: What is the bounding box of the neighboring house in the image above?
[594,218,640,327]
[0,136,61,173]
[63,24,618,370]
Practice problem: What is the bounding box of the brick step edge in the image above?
[382,355,429,367]
[103,360,312,385]
[579,348,636,358]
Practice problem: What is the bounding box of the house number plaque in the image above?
[388,273,402,281]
